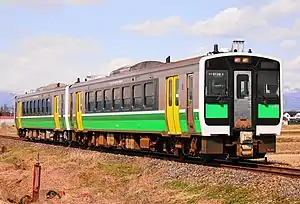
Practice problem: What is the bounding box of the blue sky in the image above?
[0,0,300,93]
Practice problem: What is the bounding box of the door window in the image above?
[237,74,249,99]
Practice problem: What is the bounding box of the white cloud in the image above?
[266,19,300,40]
[122,0,300,39]
[261,0,300,18]
[184,7,266,38]
[121,16,182,36]
[282,55,300,90]
[280,40,297,49]
[101,57,137,72]
[0,35,131,92]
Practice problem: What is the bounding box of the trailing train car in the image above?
[14,41,283,160]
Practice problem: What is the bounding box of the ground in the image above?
[0,123,299,204]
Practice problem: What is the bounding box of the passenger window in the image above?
[113,88,121,110]
[37,100,41,114]
[22,102,25,115]
[30,101,33,114]
[122,86,131,110]
[168,80,172,106]
[85,92,95,112]
[133,85,142,109]
[237,74,249,99]
[42,99,45,114]
[33,100,36,114]
[46,98,51,115]
[104,89,112,111]
[48,98,52,114]
[144,82,155,108]
[95,91,102,111]
[26,101,29,115]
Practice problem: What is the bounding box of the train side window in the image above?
[113,88,121,110]
[133,84,142,109]
[45,99,48,114]
[85,92,95,112]
[168,80,172,106]
[22,102,25,115]
[104,89,112,111]
[122,86,131,110]
[37,100,41,114]
[144,82,155,108]
[95,91,102,111]
[29,101,33,114]
[48,98,52,115]
[89,92,95,112]
[33,100,36,114]
[42,99,45,114]
[46,98,50,115]
[26,101,29,115]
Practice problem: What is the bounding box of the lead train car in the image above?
[14,48,283,159]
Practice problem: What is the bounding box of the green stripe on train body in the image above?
[20,111,202,134]
[20,116,64,129]
[21,116,55,129]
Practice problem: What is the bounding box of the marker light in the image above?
[242,58,249,63]
[234,57,241,63]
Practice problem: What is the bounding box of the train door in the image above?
[165,76,181,135]
[233,71,253,128]
[60,94,64,128]
[53,95,60,130]
[186,73,195,132]
[69,93,74,129]
[16,101,22,129]
[75,92,83,131]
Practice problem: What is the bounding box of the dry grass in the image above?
[0,123,16,136]
[0,140,299,204]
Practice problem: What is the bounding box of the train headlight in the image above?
[234,57,241,63]
[234,57,249,63]
[242,57,249,63]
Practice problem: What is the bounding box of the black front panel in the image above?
[204,59,230,126]
[204,56,281,131]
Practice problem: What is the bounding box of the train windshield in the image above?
[257,70,279,98]
[205,70,228,96]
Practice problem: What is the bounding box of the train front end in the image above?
[199,42,282,159]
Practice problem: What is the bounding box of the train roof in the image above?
[16,83,67,99]
[71,55,203,88]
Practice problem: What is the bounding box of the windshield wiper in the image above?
[216,93,226,105]
[258,93,268,105]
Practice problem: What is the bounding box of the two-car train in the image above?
[14,41,283,160]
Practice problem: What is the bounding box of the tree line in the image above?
[0,104,14,116]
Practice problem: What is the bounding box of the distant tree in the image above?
[0,104,13,116]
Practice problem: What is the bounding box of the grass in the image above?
[164,180,300,204]
[100,162,142,177]
[1,138,300,204]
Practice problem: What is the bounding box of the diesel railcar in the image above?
[14,41,283,159]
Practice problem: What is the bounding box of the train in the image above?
[14,41,283,160]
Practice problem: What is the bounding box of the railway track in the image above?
[1,134,300,179]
